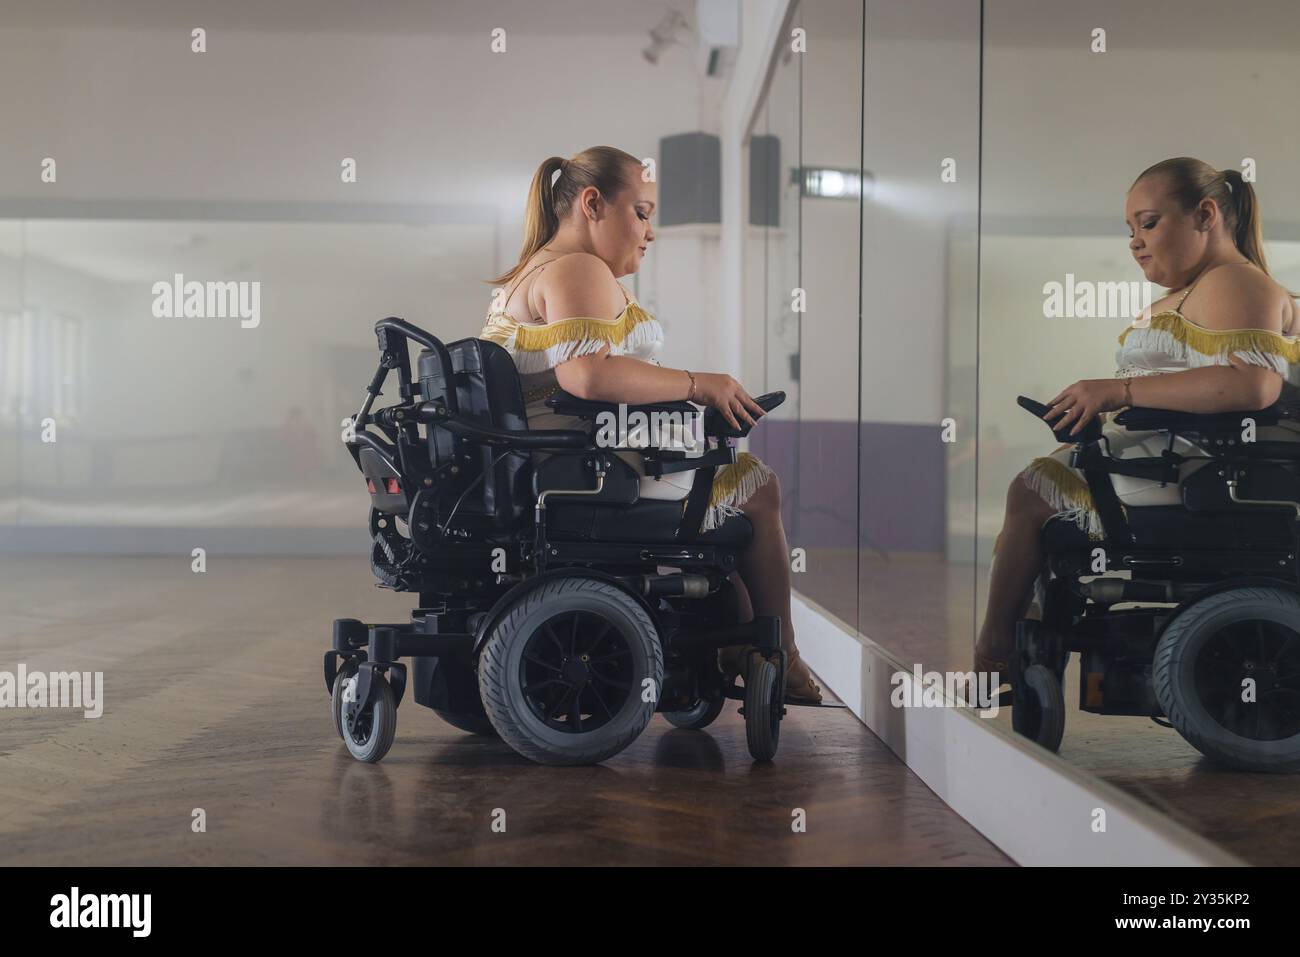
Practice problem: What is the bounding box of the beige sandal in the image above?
[783,648,823,704]
[719,644,824,704]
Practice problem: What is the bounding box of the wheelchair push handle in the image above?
[373,316,445,358]
[352,317,458,423]
[1017,394,1103,445]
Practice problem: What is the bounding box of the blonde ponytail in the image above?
[486,146,643,287]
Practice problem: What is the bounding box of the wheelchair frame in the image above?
[1011,395,1300,771]
[324,316,801,766]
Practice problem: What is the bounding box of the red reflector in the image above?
[384,478,401,494]
[366,478,377,493]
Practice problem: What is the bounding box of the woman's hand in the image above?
[1045,379,1127,436]
[693,372,767,431]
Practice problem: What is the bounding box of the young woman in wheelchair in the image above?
[479,145,822,704]
[976,156,1300,686]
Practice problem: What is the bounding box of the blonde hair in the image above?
[486,145,643,287]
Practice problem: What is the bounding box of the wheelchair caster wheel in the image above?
[334,669,397,764]
[663,695,726,731]
[743,651,782,761]
[1012,664,1065,752]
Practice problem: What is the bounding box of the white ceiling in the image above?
[5,0,1296,48]
[0,0,679,35]
[860,0,1300,50]
[983,0,1300,51]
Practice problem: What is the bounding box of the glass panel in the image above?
[0,221,22,527]
[858,0,982,677]
[781,0,863,628]
[979,0,1300,862]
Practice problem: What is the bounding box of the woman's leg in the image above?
[728,570,754,623]
[716,571,755,677]
[736,472,821,700]
[975,473,1058,666]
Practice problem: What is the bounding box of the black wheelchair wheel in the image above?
[743,651,781,762]
[336,670,397,764]
[477,577,663,766]
[1154,586,1300,773]
[1012,664,1065,752]
[663,695,726,730]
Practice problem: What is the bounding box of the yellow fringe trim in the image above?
[481,303,656,352]
[479,303,663,375]
[695,452,774,532]
[1117,310,1300,361]
[1021,455,1108,540]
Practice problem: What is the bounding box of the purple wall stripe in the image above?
[750,419,945,553]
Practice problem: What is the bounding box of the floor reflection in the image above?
[795,546,1300,865]
[0,557,1007,867]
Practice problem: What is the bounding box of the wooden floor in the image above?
[797,547,1300,866]
[0,557,1009,866]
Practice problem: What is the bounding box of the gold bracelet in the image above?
[1123,376,1134,407]
[684,369,697,402]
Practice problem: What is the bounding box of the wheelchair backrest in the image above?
[417,337,532,529]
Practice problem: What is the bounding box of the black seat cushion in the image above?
[547,499,753,548]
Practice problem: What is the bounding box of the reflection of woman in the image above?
[976,157,1300,683]
[478,145,822,703]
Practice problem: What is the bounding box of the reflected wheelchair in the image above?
[324,317,799,766]
[1012,394,1300,772]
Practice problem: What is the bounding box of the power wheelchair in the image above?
[1011,394,1300,772]
[324,316,804,766]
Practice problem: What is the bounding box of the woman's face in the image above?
[1125,175,1214,289]
[585,167,656,277]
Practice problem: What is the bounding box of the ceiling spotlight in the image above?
[642,8,691,65]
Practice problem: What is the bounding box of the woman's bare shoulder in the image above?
[1187,262,1291,333]
[534,252,623,322]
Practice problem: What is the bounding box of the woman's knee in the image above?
[1006,472,1053,520]
[743,470,781,516]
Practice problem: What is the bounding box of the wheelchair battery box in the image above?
[1078,647,1162,717]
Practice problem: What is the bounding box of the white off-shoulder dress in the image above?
[479,264,774,532]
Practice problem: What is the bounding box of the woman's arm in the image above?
[538,254,767,430]
[1127,361,1282,412]
[1047,356,1283,437]
[1048,267,1289,435]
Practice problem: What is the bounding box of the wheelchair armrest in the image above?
[547,389,785,441]
[547,390,707,456]
[417,403,589,450]
[546,391,697,420]
[1113,404,1282,432]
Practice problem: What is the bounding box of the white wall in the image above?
[0,1,722,544]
